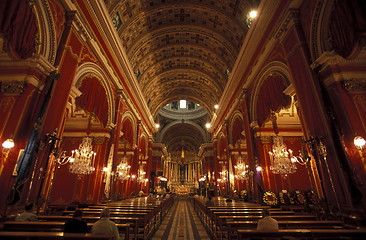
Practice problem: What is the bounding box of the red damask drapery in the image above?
[0,0,37,59]
[76,77,109,127]
[256,75,291,127]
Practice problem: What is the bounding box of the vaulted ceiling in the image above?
[105,0,259,153]
[106,0,259,114]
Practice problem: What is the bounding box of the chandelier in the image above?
[218,165,228,182]
[269,135,297,176]
[69,136,96,177]
[137,164,146,183]
[116,156,131,181]
[234,156,250,180]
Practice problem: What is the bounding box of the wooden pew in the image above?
[216,215,317,240]
[227,220,344,240]
[237,229,366,240]
[213,211,295,216]
[0,231,113,239]
[61,210,154,239]
[63,210,149,217]
[38,213,152,240]
[38,216,138,239]
[2,221,130,240]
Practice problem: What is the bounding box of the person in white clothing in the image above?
[257,208,279,231]
[91,208,120,240]
[15,203,37,222]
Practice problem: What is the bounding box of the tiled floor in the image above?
[152,197,211,240]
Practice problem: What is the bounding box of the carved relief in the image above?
[94,136,105,145]
[1,81,25,95]
[343,79,366,92]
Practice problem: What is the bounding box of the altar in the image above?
[169,182,197,195]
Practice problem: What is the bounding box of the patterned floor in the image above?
[152,197,211,240]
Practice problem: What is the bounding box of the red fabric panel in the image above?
[122,119,133,147]
[232,117,244,145]
[256,75,291,126]
[76,77,108,127]
[0,0,37,59]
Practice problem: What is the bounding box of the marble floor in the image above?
[151,197,211,240]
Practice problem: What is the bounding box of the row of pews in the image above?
[0,196,174,240]
[193,197,366,240]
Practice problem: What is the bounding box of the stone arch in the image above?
[249,61,292,126]
[138,132,149,157]
[73,62,115,128]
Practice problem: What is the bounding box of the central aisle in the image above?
[152,197,211,240]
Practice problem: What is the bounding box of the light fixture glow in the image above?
[205,123,211,129]
[214,104,219,109]
[179,100,187,109]
[249,10,257,19]
[2,139,14,149]
[155,123,160,128]
[354,136,366,149]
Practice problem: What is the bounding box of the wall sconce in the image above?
[2,138,15,161]
[255,166,263,172]
[354,136,365,168]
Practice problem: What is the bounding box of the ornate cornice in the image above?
[259,136,272,144]
[273,9,300,41]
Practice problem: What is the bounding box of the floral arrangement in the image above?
[263,191,278,205]
[292,190,305,204]
[279,190,294,204]
[305,190,319,205]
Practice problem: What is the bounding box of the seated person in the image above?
[91,208,120,240]
[64,209,88,233]
[15,203,37,222]
[257,208,279,231]
[205,196,214,206]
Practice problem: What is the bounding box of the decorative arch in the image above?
[153,95,211,118]
[32,0,59,63]
[73,62,115,128]
[311,0,366,60]
[229,110,245,146]
[138,132,148,157]
[250,61,292,126]
[159,120,207,143]
[121,111,137,148]
[217,132,228,158]
[310,0,334,60]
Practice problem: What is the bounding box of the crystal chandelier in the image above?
[218,165,228,182]
[269,135,297,176]
[116,156,131,181]
[234,156,249,180]
[137,164,146,183]
[69,137,96,177]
